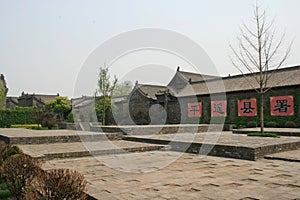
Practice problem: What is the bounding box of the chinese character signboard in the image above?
[270,95,294,116]
[188,102,202,117]
[238,98,257,116]
[211,100,227,117]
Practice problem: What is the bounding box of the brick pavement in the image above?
[43,151,300,200]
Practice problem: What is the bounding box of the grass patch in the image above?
[247,132,279,137]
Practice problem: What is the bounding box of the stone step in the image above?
[233,128,300,137]
[123,133,300,161]
[264,150,300,162]
[0,129,123,145]
[90,124,225,135]
[17,140,169,161]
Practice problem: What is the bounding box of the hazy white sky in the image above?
[0,0,299,97]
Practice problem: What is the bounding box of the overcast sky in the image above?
[0,0,299,97]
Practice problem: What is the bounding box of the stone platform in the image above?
[124,132,300,160]
[1,128,300,161]
[0,128,167,161]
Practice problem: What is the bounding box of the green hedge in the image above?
[0,107,35,128]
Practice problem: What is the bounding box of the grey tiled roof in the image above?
[178,71,219,82]
[136,84,168,100]
[177,65,300,97]
[6,96,19,104]
[33,94,59,103]
[71,96,94,108]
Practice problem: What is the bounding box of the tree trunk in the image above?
[102,104,106,125]
[260,92,264,134]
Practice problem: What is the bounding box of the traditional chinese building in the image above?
[121,65,300,127]
[6,92,60,109]
[5,96,19,109]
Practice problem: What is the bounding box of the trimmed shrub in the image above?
[266,121,277,128]
[10,124,41,129]
[246,121,257,128]
[285,121,297,128]
[1,154,41,200]
[66,111,75,123]
[0,108,35,128]
[41,111,57,129]
[0,142,22,166]
[23,185,42,200]
[38,168,87,200]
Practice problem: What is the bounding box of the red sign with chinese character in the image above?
[211,100,227,117]
[270,95,294,116]
[188,102,202,117]
[238,98,257,116]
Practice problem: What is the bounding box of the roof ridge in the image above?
[222,65,300,80]
[138,84,166,87]
[179,70,218,77]
[186,65,300,85]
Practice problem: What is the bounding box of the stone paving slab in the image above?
[17,140,167,160]
[42,151,300,200]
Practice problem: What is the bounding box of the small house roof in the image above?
[135,84,168,100]
[32,94,59,103]
[18,93,59,104]
[6,96,19,105]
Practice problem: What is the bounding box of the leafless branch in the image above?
[229,4,292,93]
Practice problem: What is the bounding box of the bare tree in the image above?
[229,4,292,134]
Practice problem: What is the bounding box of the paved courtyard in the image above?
[43,151,300,200]
[1,128,299,199]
